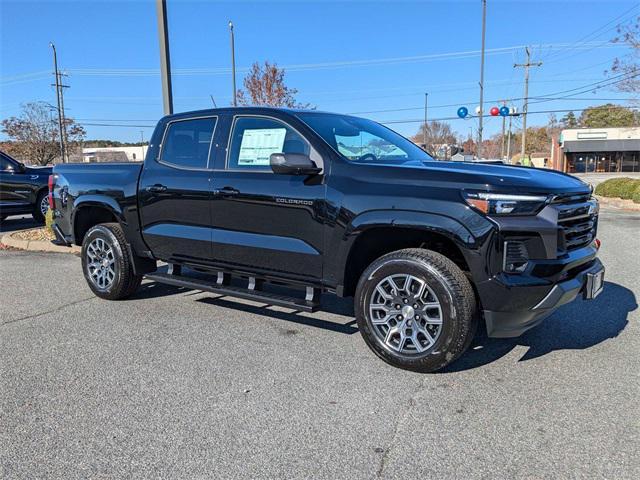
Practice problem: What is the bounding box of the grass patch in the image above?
[594,178,640,204]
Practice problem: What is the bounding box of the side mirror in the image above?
[270,153,322,176]
[17,162,26,173]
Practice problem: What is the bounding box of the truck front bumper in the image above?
[481,250,604,338]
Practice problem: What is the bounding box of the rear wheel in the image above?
[81,223,141,300]
[33,190,49,223]
[355,248,476,373]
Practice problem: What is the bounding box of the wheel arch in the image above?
[337,210,478,297]
[72,196,124,246]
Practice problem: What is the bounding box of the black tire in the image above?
[81,223,142,300]
[33,190,49,223]
[355,248,477,373]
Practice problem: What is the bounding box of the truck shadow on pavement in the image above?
[442,281,636,373]
[196,294,358,335]
[0,216,38,233]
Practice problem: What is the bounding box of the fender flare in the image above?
[332,209,481,292]
[347,209,476,245]
[71,195,126,240]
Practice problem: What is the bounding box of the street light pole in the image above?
[49,42,65,163]
[477,0,487,159]
[156,0,173,115]
[229,21,237,107]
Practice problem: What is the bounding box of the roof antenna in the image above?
[209,94,217,108]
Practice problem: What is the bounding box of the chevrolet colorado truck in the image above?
[50,107,604,372]
[0,150,52,223]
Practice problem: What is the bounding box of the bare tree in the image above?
[608,15,639,98]
[1,102,85,165]
[412,120,457,157]
[236,61,311,108]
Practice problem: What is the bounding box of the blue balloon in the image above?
[499,106,510,117]
[457,106,469,118]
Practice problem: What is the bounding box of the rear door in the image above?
[209,114,326,282]
[138,116,217,263]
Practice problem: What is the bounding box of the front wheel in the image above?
[355,248,477,373]
[81,223,142,300]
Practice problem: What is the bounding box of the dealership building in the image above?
[554,127,640,174]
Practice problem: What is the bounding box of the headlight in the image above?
[463,192,549,216]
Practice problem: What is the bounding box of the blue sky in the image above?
[1,0,638,142]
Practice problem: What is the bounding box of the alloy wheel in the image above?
[86,237,116,290]
[40,195,50,216]
[368,274,443,355]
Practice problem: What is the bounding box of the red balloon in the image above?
[490,106,500,116]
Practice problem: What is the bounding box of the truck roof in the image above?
[160,106,352,121]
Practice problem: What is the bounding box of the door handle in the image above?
[214,187,240,196]
[146,184,167,194]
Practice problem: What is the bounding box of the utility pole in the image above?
[156,0,173,115]
[500,100,507,159]
[58,71,69,160]
[423,92,428,150]
[49,42,66,163]
[140,131,145,160]
[514,47,542,163]
[506,112,513,162]
[229,21,237,106]
[477,0,487,159]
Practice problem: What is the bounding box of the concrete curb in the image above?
[0,228,81,254]
[595,195,640,212]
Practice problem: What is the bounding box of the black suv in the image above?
[50,108,605,372]
[0,150,52,223]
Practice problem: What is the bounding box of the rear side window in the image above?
[227,116,310,171]
[160,117,216,169]
[0,155,13,171]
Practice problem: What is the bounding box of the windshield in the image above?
[296,112,433,165]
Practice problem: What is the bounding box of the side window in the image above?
[160,117,216,169]
[227,117,310,171]
[0,154,15,171]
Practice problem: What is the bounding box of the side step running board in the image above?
[145,272,320,312]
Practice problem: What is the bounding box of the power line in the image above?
[348,95,637,116]
[377,105,639,126]
[542,3,638,63]
[79,122,156,128]
[56,42,621,78]
[528,70,639,104]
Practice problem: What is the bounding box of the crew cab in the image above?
[50,107,604,372]
[0,150,52,223]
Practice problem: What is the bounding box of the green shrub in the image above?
[595,178,640,201]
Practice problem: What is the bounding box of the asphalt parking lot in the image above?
[1,207,638,479]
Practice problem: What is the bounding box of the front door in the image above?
[210,115,326,282]
[0,152,32,214]
[139,116,217,263]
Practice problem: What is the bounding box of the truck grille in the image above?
[557,202,598,252]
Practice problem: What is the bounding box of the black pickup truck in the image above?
[50,107,604,372]
[0,150,52,223]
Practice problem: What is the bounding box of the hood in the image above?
[368,160,591,196]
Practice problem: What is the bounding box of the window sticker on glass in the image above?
[238,128,287,166]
